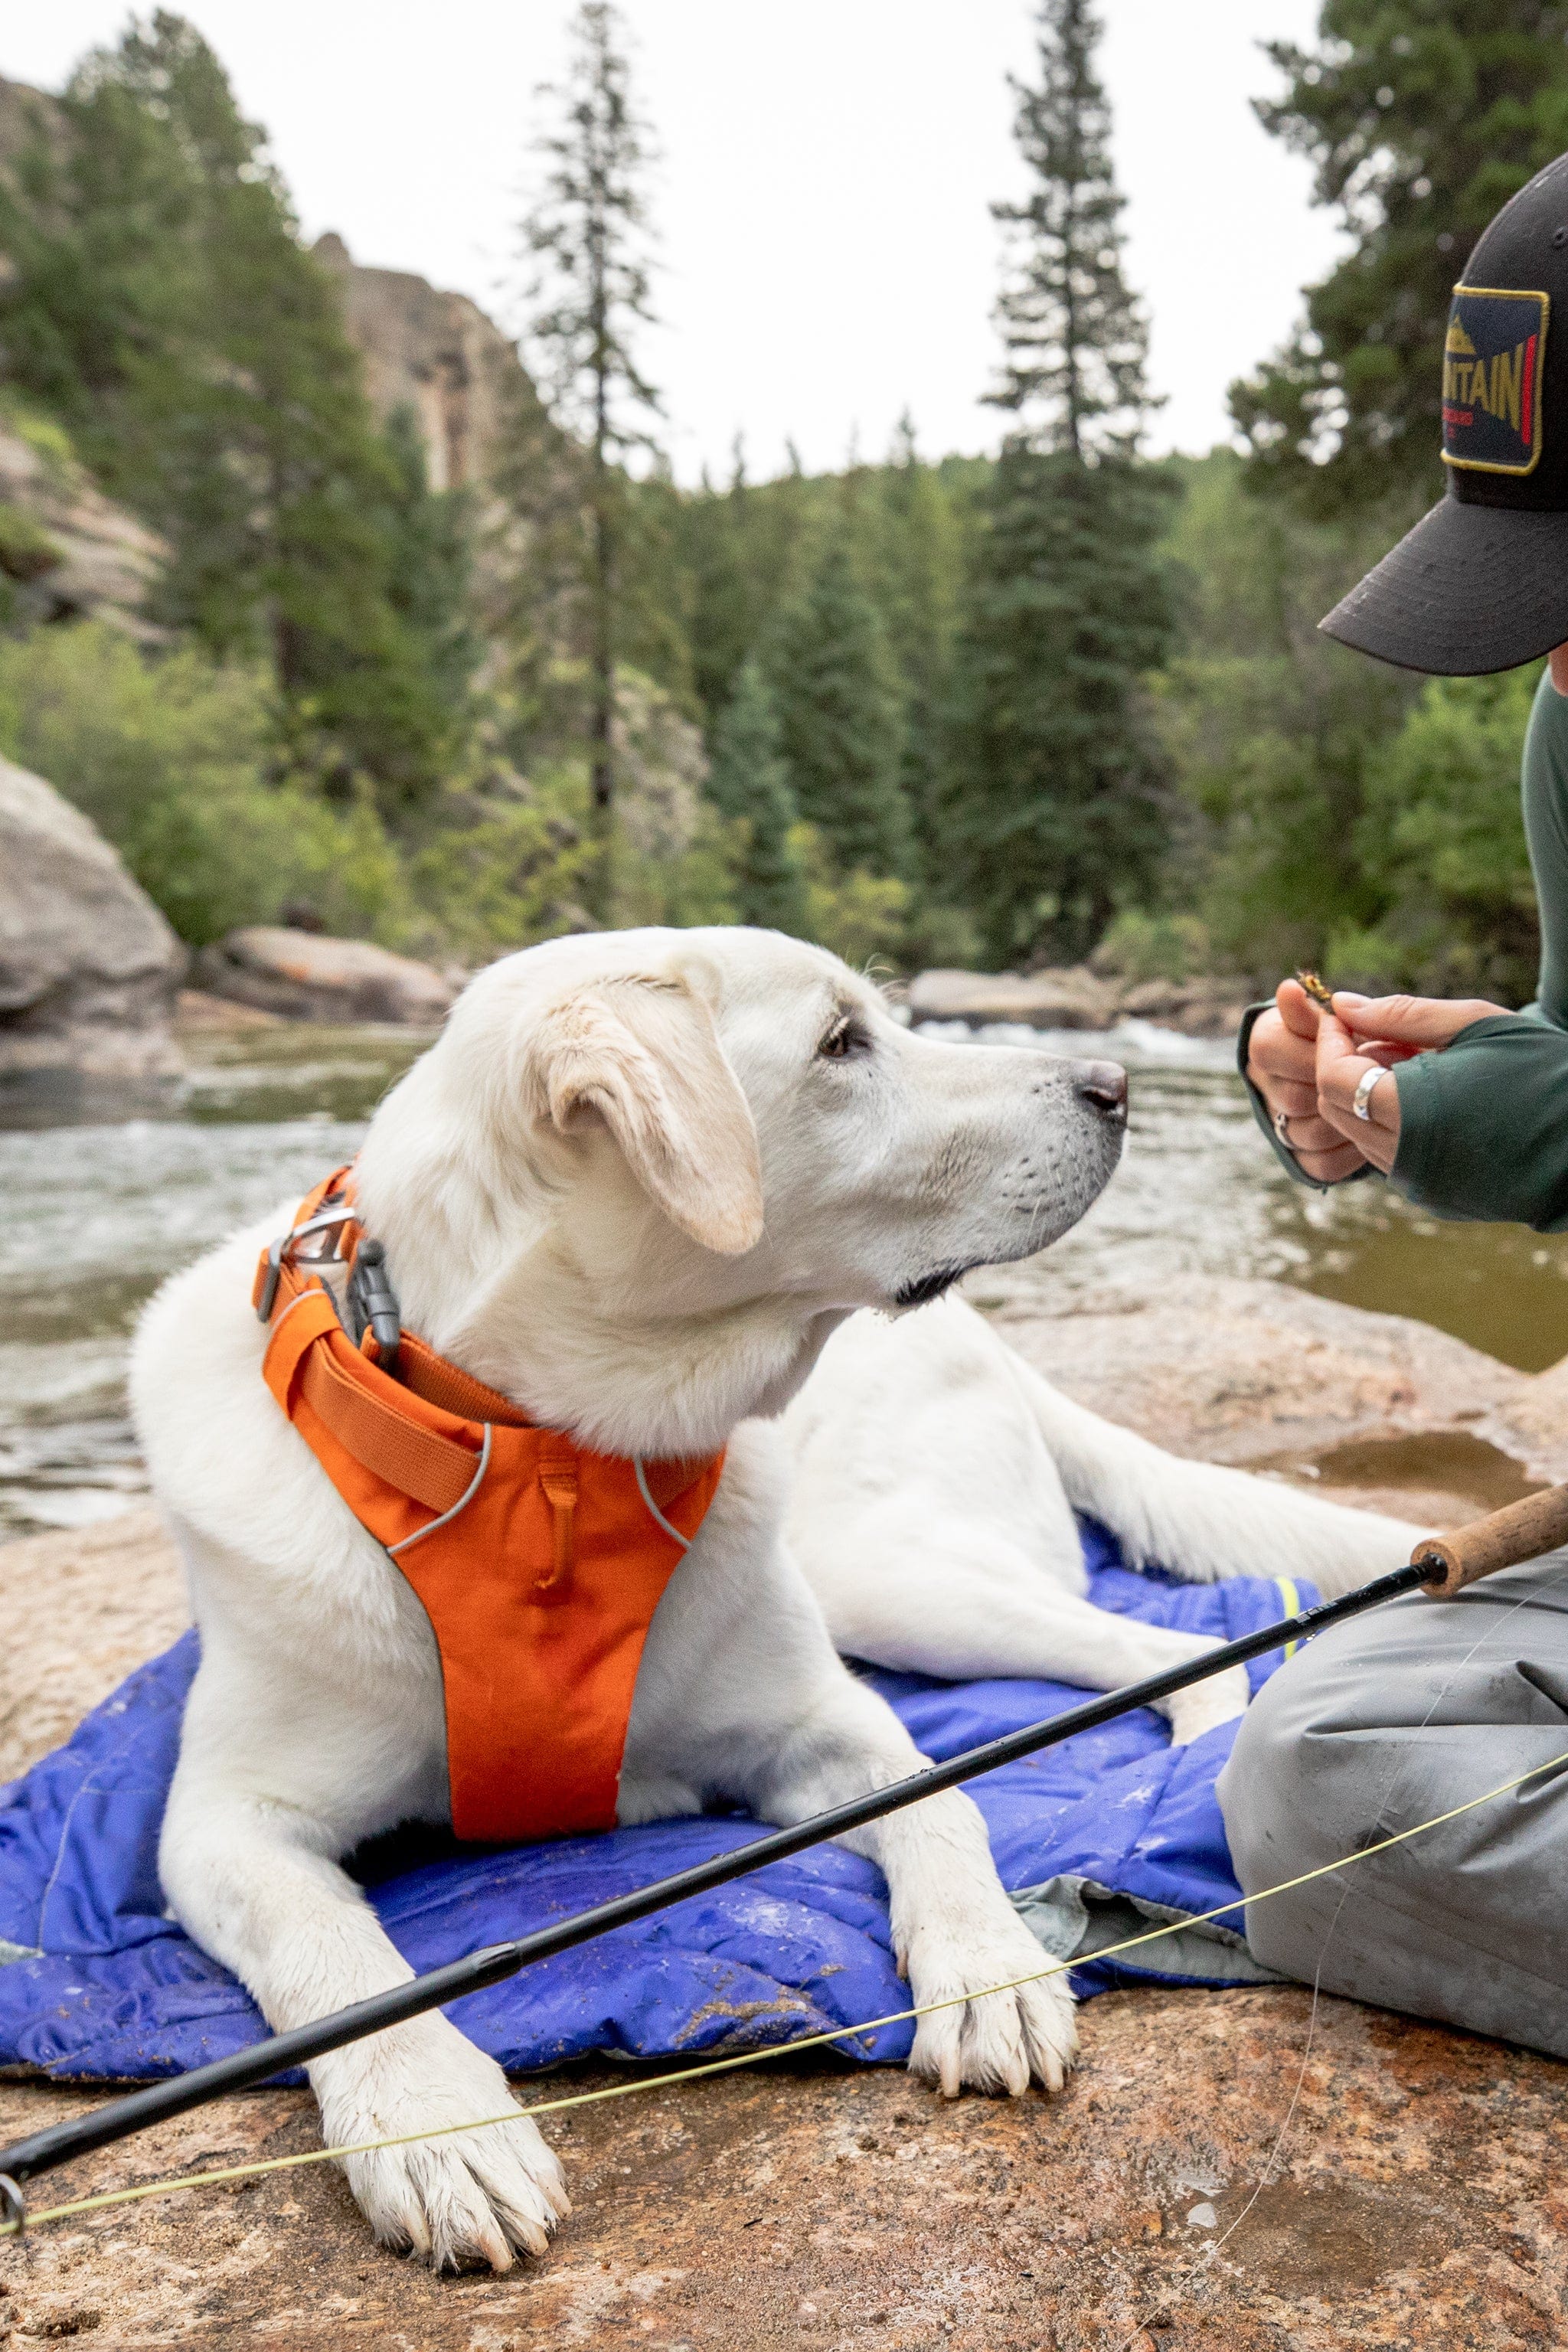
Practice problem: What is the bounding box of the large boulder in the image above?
[0,757,185,1085]
[1114,974,1252,1038]
[907,966,1251,1040]
[907,965,1119,1029]
[192,926,457,1025]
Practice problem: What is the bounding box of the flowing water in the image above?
[4,1015,1567,1540]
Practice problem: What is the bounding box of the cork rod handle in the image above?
[1416,1481,1568,1597]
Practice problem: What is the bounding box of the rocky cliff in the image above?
[0,79,169,635]
[0,411,168,639]
[0,74,534,519]
[311,230,528,494]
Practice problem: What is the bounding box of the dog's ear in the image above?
[525,976,764,1255]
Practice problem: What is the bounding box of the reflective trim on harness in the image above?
[387,1425,493,1555]
[635,1455,693,1552]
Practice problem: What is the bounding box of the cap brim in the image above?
[1319,495,1568,675]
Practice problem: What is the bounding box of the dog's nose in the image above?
[1073,1060,1129,1123]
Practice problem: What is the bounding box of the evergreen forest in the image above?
[3,1,1568,1001]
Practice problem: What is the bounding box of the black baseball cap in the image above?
[1321,152,1568,675]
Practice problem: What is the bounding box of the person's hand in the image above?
[1313,991,1510,1175]
[1246,978,1372,1184]
[1312,1005,1401,1174]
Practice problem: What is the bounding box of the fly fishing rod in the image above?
[4,1480,1565,2222]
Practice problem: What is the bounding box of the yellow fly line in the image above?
[5,1740,1565,2243]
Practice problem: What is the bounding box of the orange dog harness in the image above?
[253,1170,725,1844]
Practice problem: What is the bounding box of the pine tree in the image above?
[1232,4,1568,514]
[0,11,453,810]
[870,416,962,889]
[766,533,910,881]
[990,0,1151,458]
[948,0,1175,965]
[953,454,1177,962]
[673,439,815,738]
[705,657,809,933]
[521,0,661,918]
[682,441,767,723]
[382,405,482,739]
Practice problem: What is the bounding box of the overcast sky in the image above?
[6,2,1345,484]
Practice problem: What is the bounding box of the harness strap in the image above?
[375,1328,533,1429]
[256,1175,716,1533]
[296,1312,481,1517]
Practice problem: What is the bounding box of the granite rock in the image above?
[312,229,524,497]
[5,1286,1567,2341]
[909,966,1251,1040]
[191,925,456,1025]
[0,416,168,640]
[909,965,1122,1031]
[0,756,185,1086]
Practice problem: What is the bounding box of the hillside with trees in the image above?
[1,2,1566,1002]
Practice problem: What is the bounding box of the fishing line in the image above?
[1112,1550,1568,2351]
[5,1740,1564,2245]
[0,1558,1438,2205]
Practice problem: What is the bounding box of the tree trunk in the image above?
[587,224,615,927]
[589,446,615,924]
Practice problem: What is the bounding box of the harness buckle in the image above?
[347,1240,402,1374]
[255,1194,357,1326]
[256,1235,286,1324]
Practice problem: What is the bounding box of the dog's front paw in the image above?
[1163,1660,1251,1746]
[314,2013,569,2272]
[904,1910,1076,2099]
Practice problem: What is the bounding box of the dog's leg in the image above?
[628,1449,1080,2102]
[159,1660,568,2272]
[1005,1351,1427,1596]
[814,1511,1250,1743]
[736,1668,1080,2100]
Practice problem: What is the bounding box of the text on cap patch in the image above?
[1442,286,1550,475]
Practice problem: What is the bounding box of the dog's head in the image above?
[359,927,1125,1445]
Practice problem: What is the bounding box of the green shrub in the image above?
[618,797,741,933]
[0,394,77,476]
[1089,908,1212,983]
[0,621,407,944]
[1349,668,1541,1001]
[0,622,920,969]
[0,503,63,583]
[794,823,910,970]
[403,769,596,958]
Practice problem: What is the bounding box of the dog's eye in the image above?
[818,1017,867,1062]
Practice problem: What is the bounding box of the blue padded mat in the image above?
[0,1523,1313,2083]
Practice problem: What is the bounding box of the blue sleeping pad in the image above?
[0,1521,1312,2082]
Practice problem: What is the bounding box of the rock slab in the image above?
[909,966,1252,1039]
[0,756,185,1082]
[192,924,456,1025]
[5,1287,1567,2341]
[910,965,1121,1029]
[0,416,168,640]
[2,1989,1563,2348]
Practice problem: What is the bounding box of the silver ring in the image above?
[1272,1106,1292,1145]
[1351,1066,1382,1123]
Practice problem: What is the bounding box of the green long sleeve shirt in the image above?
[1240,669,1568,1233]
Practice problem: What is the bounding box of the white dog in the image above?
[131,926,1419,2272]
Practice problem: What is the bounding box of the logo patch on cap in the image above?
[1442,286,1549,475]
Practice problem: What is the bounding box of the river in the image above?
[4,1014,1566,1540]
